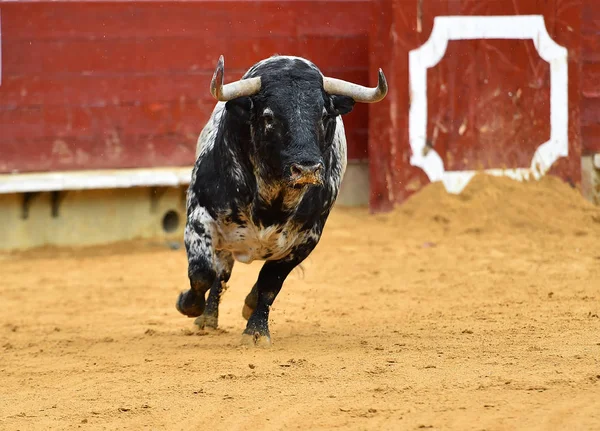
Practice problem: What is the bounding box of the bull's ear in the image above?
[225,97,253,123]
[331,95,355,116]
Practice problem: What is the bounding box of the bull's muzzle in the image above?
[289,162,324,186]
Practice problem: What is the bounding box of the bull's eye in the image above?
[264,115,274,127]
[262,108,275,129]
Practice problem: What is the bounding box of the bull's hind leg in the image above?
[176,208,217,318]
[194,250,234,330]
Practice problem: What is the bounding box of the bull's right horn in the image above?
[323,69,388,103]
[210,55,262,102]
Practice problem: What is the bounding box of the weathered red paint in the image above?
[369,0,583,212]
[0,0,371,174]
[582,0,600,155]
[2,0,596,213]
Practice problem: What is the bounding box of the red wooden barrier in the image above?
[1,0,597,212]
[368,0,583,212]
[0,1,370,174]
[582,0,600,155]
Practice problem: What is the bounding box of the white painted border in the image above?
[408,15,569,194]
[0,167,193,194]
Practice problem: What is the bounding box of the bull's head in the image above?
[209,55,388,189]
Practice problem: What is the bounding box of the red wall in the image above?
[0,1,370,174]
[582,0,600,155]
[1,0,597,213]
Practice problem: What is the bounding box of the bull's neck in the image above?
[254,173,308,211]
[215,113,307,211]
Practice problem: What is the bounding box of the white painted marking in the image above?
[409,15,569,194]
[0,166,193,194]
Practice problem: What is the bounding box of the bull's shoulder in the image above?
[188,154,251,217]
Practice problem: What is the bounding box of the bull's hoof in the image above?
[176,289,205,318]
[241,332,272,348]
[194,314,218,330]
[242,303,254,321]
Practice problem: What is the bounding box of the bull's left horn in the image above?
[210,55,262,101]
[323,69,388,103]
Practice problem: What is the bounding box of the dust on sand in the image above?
[1,175,600,430]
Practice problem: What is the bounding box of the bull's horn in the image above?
[210,55,262,101]
[323,69,388,103]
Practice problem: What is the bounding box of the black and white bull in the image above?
[176,54,387,347]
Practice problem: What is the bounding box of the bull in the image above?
[176,54,387,347]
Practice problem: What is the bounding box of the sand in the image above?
[1,174,600,430]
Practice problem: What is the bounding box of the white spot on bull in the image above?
[184,206,216,264]
[263,107,275,131]
[244,55,321,79]
[196,102,225,158]
[328,116,348,197]
[215,214,310,265]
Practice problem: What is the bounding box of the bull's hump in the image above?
[244,55,320,79]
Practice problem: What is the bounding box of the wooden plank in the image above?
[345,129,369,161]
[582,33,600,63]
[0,68,368,108]
[2,2,368,41]
[296,3,370,36]
[0,102,214,141]
[295,36,369,73]
[582,125,600,154]
[0,167,193,194]
[582,1,600,34]
[3,35,367,77]
[582,97,600,126]
[0,133,197,174]
[581,0,599,156]
[581,62,600,98]
[368,0,396,211]
[0,73,215,108]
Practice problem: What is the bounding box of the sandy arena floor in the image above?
[1,175,600,430]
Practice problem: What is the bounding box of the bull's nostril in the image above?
[290,162,324,180]
[290,164,304,177]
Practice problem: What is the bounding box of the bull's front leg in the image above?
[194,250,234,330]
[176,207,218,319]
[241,243,315,348]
